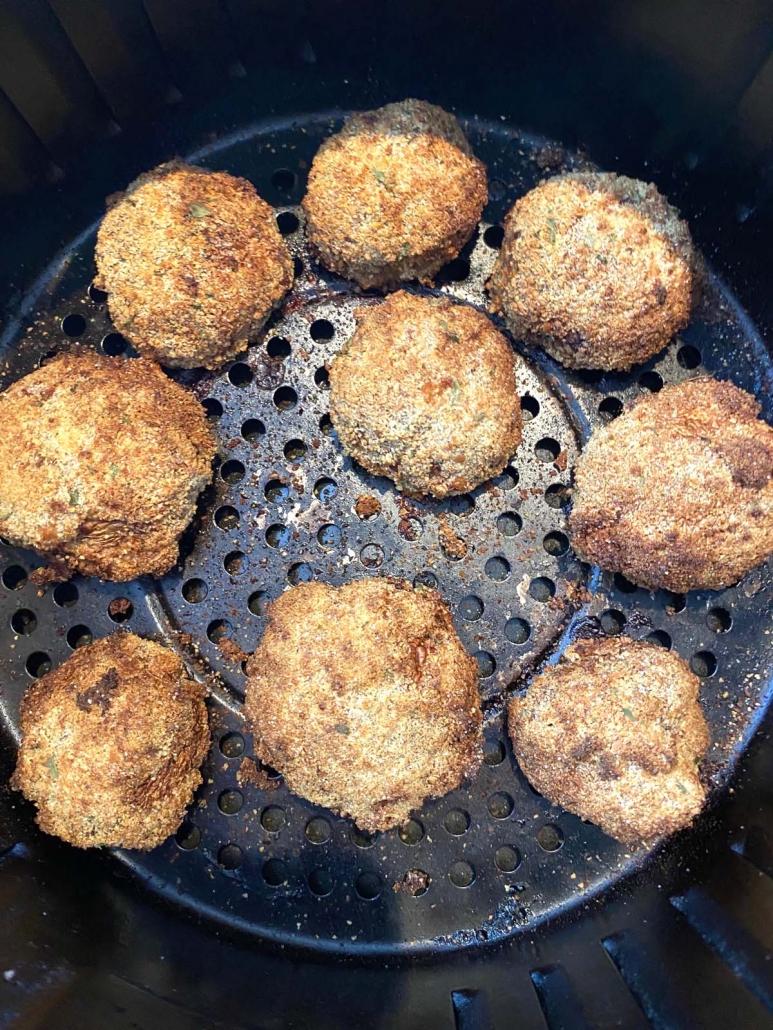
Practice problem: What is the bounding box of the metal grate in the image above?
[0,115,771,956]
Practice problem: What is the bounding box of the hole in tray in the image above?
[219,732,244,758]
[305,818,331,844]
[529,577,555,602]
[537,824,564,852]
[26,652,51,678]
[61,313,86,337]
[495,846,521,873]
[484,224,505,249]
[444,809,470,836]
[459,595,483,621]
[182,578,207,603]
[449,861,475,888]
[691,650,717,677]
[53,582,77,606]
[215,505,240,530]
[242,418,265,441]
[11,609,36,635]
[485,556,510,581]
[308,868,334,896]
[310,319,334,341]
[272,168,297,191]
[218,844,243,870]
[102,332,127,356]
[263,858,288,886]
[487,792,514,819]
[66,624,92,649]
[543,531,569,556]
[600,609,626,635]
[3,566,27,591]
[276,211,299,235]
[497,512,522,537]
[399,820,424,845]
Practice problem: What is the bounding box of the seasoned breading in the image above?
[302,99,487,288]
[244,577,482,832]
[569,378,773,591]
[488,172,695,370]
[95,161,293,369]
[0,349,216,581]
[11,633,210,850]
[509,636,709,843]
[329,291,522,497]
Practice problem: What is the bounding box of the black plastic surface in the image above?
[0,117,771,962]
[0,1,772,1025]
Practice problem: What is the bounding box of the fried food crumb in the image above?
[394,869,430,896]
[217,636,249,666]
[438,516,468,558]
[355,494,382,519]
[237,758,279,792]
[107,598,132,620]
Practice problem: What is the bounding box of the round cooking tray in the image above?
[0,114,771,956]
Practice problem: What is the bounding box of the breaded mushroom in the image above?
[509,636,709,843]
[329,292,522,497]
[302,99,487,288]
[0,349,216,581]
[569,378,773,592]
[488,172,695,370]
[95,161,293,369]
[244,577,482,832]
[12,633,209,850]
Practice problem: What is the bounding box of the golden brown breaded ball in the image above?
[11,633,209,850]
[509,636,709,843]
[0,349,216,581]
[488,172,695,370]
[329,292,522,498]
[94,161,293,369]
[570,378,773,592]
[244,577,482,832]
[302,99,487,288]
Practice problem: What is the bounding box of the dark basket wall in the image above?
[1,2,773,1028]
[1,0,773,330]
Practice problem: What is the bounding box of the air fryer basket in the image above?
[1,3,773,1028]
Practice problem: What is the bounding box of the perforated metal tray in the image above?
[1,114,771,956]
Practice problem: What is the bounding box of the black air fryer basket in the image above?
[1,3,773,1028]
